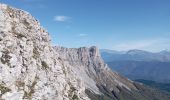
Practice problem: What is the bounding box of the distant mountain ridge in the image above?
[101,49,170,83]
[101,49,170,62]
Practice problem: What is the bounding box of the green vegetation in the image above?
[135,79,170,92]
[11,22,26,39]
[0,50,11,66]
[85,89,114,100]
[28,80,37,97]
[41,61,49,70]
[23,79,37,99]
[33,47,40,59]
[72,94,78,100]
[0,37,2,41]
[70,87,76,93]
[16,34,26,39]
[0,84,11,96]
[6,6,14,18]
[85,83,170,100]
[68,85,79,100]
[15,81,25,90]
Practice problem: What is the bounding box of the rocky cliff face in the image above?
[54,46,136,93]
[0,4,88,100]
[54,46,170,100]
[0,3,170,100]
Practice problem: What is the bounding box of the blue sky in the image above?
[1,0,170,52]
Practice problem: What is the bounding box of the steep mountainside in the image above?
[0,4,89,100]
[54,46,170,100]
[0,3,170,100]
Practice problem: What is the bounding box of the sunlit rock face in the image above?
[1,3,170,100]
[54,46,137,94]
[0,4,89,100]
[54,46,170,100]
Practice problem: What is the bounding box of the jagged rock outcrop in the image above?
[0,4,89,100]
[54,46,136,93]
[54,46,170,100]
[0,3,170,100]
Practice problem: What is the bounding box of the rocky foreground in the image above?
[0,3,170,100]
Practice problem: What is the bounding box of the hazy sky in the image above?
[1,0,170,52]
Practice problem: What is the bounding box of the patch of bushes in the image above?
[11,24,26,39]
[6,6,14,18]
[0,84,11,96]
[23,79,37,99]
[68,85,79,100]
[41,61,49,70]
[70,87,76,93]
[33,47,40,59]
[17,34,26,39]
[72,94,78,100]
[0,50,11,66]
[16,81,25,90]
[85,89,114,100]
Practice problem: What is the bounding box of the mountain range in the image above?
[101,49,170,83]
[101,49,170,62]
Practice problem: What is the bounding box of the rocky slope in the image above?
[54,46,136,93]
[54,46,170,100]
[0,4,89,100]
[0,3,170,100]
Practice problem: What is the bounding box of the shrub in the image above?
[23,80,37,99]
[72,94,78,100]
[0,50,11,66]
[41,61,49,70]
[0,84,11,96]
[17,34,26,39]
[33,47,40,59]
[16,81,25,90]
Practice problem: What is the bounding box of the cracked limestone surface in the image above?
[54,46,137,95]
[0,4,89,100]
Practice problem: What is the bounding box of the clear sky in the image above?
[1,0,170,52]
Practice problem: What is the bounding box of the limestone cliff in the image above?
[54,46,170,100]
[0,4,88,100]
[54,46,136,93]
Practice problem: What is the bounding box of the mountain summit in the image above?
[0,4,170,100]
